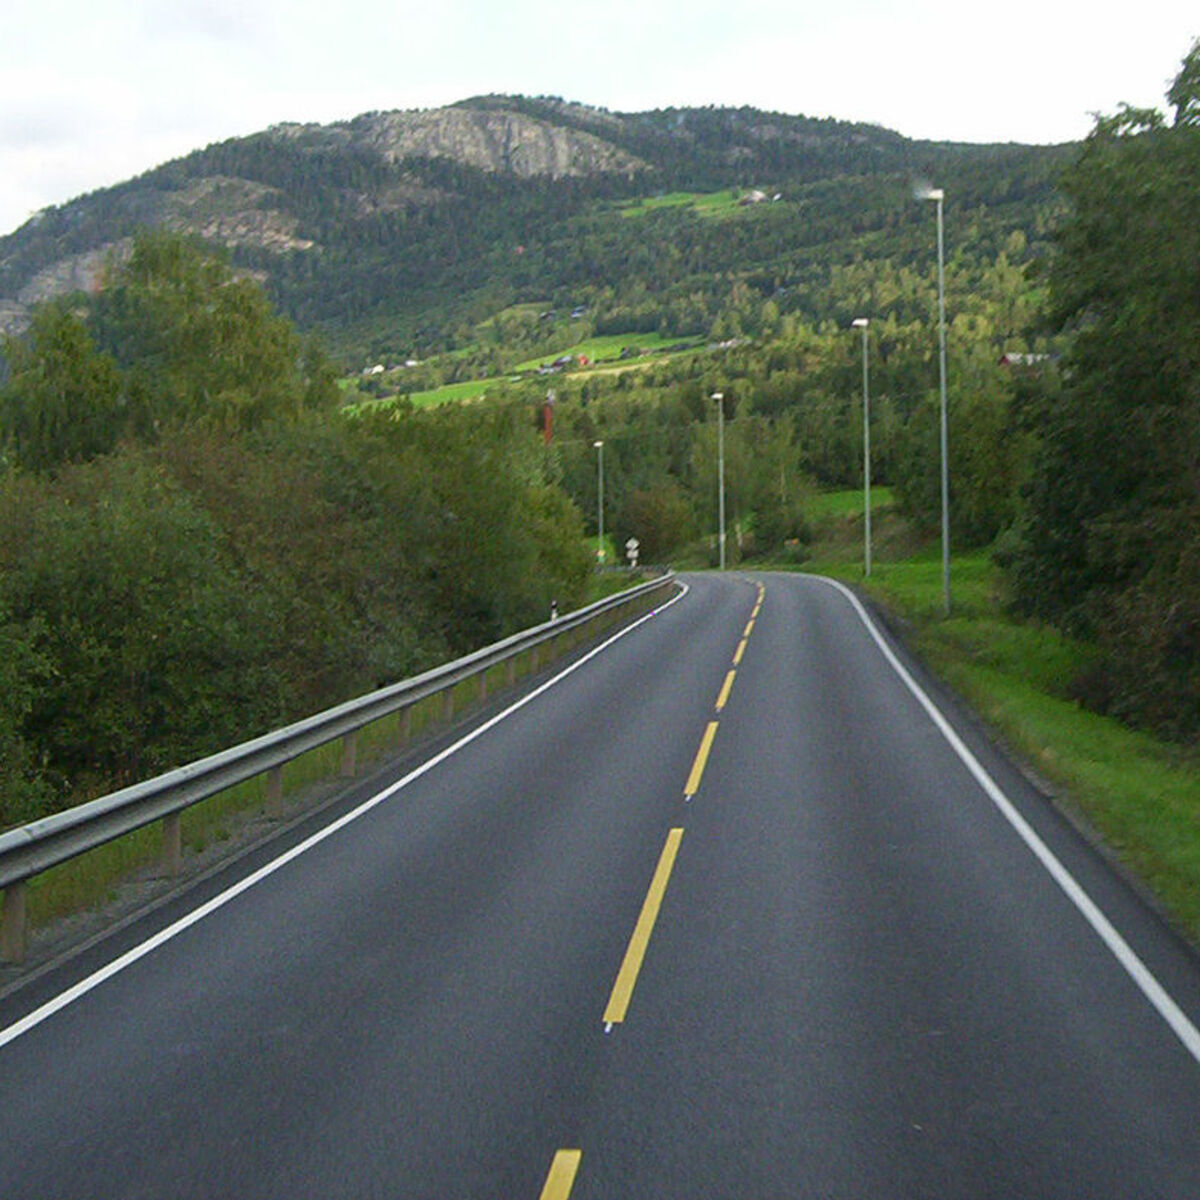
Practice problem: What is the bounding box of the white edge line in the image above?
[0,582,691,1052]
[810,573,1200,1067]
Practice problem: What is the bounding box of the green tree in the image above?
[0,301,125,470]
[90,231,325,431]
[616,480,697,563]
[0,602,51,828]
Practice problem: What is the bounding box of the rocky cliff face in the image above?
[344,108,644,178]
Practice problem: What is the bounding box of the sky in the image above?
[2,0,1197,237]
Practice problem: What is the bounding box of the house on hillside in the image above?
[1000,353,1053,368]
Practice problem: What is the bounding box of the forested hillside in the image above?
[0,96,1068,360]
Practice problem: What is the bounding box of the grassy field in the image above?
[343,377,502,415]
[405,379,498,407]
[800,493,1200,943]
[614,190,743,219]
[807,486,895,520]
[512,331,703,373]
[340,332,705,413]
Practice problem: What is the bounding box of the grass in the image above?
[801,493,1200,943]
[614,190,743,219]
[343,377,501,415]
[512,331,703,373]
[405,379,497,407]
[341,332,706,414]
[807,486,895,520]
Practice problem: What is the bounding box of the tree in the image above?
[0,301,124,470]
[0,601,51,828]
[616,480,696,563]
[90,231,323,431]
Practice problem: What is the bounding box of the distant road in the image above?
[3,573,1200,1198]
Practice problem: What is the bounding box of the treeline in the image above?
[0,234,591,828]
[1009,44,1200,739]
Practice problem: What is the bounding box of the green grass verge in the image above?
[804,543,1200,943]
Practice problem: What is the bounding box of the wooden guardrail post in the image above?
[341,732,358,778]
[162,813,182,877]
[266,765,284,818]
[1,882,28,964]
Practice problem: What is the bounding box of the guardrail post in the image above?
[530,645,539,673]
[506,657,517,687]
[341,732,358,778]
[398,706,412,750]
[266,765,284,818]
[478,670,488,702]
[442,688,455,723]
[1,882,28,964]
[162,813,182,877]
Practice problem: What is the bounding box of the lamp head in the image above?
[851,318,869,329]
[593,440,603,449]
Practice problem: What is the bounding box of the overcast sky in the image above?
[2,0,1196,237]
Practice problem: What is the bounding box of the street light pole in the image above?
[922,185,951,617]
[711,392,726,570]
[593,440,605,564]
[851,318,871,578]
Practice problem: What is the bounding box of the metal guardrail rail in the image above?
[0,574,676,962]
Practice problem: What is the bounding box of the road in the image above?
[3,571,1200,1198]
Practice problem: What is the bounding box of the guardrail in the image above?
[0,573,676,963]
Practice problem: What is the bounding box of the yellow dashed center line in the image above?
[715,669,737,712]
[542,583,769,1188]
[539,1149,582,1199]
[684,720,719,799]
[603,829,685,1028]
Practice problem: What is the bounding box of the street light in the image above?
[593,440,605,564]
[919,185,951,616]
[710,392,726,570]
[851,318,871,578]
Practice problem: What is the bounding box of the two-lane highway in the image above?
[3,572,1200,1198]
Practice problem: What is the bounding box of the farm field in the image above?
[613,189,744,218]
[512,331,704,372]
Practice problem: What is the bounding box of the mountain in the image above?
[0,96,1071,358]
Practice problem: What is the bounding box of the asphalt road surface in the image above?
[4,571,1200,1198]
